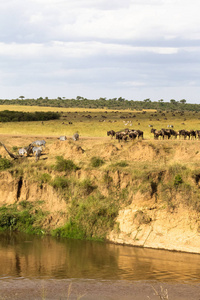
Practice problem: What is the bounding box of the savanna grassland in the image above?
[1,105,200,253]
[0,105,200,138]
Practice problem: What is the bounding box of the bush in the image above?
[79,179,96,195]
[174,174,183,187]
[0,158,12,170]
[51,176,69,190]
[51,221,85,239]
[90,156,104,168]
[39,173,51,184]
[0,206,35,230]
[19,201,33,209]
[53,194,119,240]
[54,156,79,172]
[12,146,18,152]
[0,110,60,122]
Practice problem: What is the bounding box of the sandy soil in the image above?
[0,279,200,300]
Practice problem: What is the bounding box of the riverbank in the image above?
[0,278,200,300]
[1,136,200,253]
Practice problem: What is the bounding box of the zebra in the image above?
[72,133,79,141]
[32,146,42,154]
[18,148,27,156]
[35,148,42,162]
[59,136,67,141]
[32,140,46,148]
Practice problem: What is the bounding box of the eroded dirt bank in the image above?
[1,136,200,254]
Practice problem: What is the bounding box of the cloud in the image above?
[0,0,200,102]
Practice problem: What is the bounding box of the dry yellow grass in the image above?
[0,105,200,139]
[0,105,153,113]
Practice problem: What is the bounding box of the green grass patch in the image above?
[0,203,48,235]
[52,194,118,241]
[0,157,12,170]
[53,156,79,172]
[78,179,97,196]
[112,161,129,168]
[90,156,105,168]
[50,176,69,190]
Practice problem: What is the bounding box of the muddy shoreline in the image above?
[0,279,200,300]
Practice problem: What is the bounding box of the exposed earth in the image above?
[1,134,200,253]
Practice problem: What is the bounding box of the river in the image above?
[0,232,200,299]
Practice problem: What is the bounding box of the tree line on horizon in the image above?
[0,110,60,122]
[0,96,199,111]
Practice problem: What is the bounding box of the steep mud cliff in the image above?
[1,137,200,253]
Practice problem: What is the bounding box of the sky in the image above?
[0,0,200,103]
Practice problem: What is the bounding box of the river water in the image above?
[0,232,200,299]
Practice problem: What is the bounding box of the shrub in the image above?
[51,221,85,239]
[12,146,18,152]
[90,156,104,168]
[0,206,35,230]
[54,156,79,172]
[174,174,183,187]
[50,176,69,190]
[0,158,12,170]
[39,173,51,184]
[79,179,96,195]
[19,201,33,209]
[0,110,60,122]
[53,194,119,240]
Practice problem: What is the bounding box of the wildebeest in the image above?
[168,129,178,139]
[189,130,196,139]
[115,132,128,142]
[161,129,171,139]
[151,128,163,139]
[107,130,116,138]
[132,129,143,139]
[129,132,137,140]
[178,129,190,139]
[73,133,79,141]
[196,130,200,139]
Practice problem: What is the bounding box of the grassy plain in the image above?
[0,105,200,139]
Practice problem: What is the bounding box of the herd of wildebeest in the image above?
[107,127,200,141]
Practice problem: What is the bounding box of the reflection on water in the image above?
[0,232,200,282]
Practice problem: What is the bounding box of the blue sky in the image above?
[0,0,200,103]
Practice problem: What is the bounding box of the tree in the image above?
[118,97,125,102]
[170,99,176,104]
[180,99,187,104]
[76,96,84,100]
[19,96,25,100]
[143,98,151,102]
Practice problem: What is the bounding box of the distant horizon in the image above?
[1,0,200,104]
[1,96,200,107]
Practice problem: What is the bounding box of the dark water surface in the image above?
[0,232,200,282]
